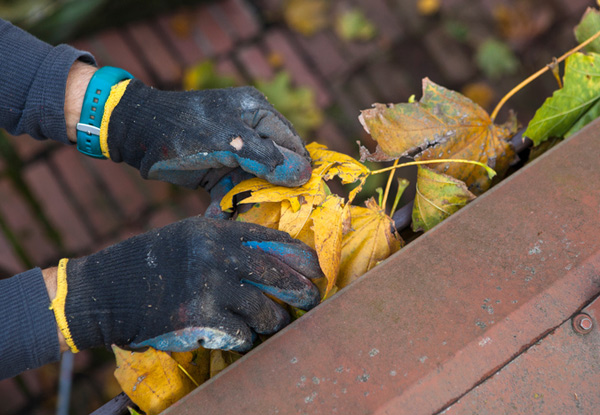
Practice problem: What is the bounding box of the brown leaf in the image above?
[412,166,476,232]
[338,200,402,288]
[113,346,196,415]
[359,78,516,194]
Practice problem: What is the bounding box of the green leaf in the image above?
[575,7,600,53]
[183,61,237,91]
[335,8,377,42]
[412,166,475,232]
[255,72,324,137]
[475,38,519,80]
[524,52,600,145]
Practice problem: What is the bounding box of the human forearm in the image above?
[0,268,61,379]
[64,61,97,143]
[0,18,95,144]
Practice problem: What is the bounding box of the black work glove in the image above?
[51,217,323,353]
[104,79,312,190]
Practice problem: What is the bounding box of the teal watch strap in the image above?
[76,66,133,159]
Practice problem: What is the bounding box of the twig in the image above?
[490,28,600,122]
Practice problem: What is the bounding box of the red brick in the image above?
[217,57,245,85]
[179,192,210,217]
[331,82,364,127]
[86,159,148,222]
[0,379,26,413]
[354,0,404,41]
[424,26,476,84]
[140,180,173,205]
[94,30,153,85]
[236,44,275,80]
[388,0,427,34]
[0,180,58,266]
[216,0,261,41]
[7,133,54,161]
[50,147,121,238]
[366,59,412,103]
[0,231,23,276]
[349,75,380,109]
[127,22,182,87]
[147,207,181,229]
[314,120,355,156]
[23,162,93,254]
[195,5,235,56]
[263,29,332,107]
[69,38,103,64]
[294,31,347,79]
[156,13,205,67]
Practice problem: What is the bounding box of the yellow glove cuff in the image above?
[99,79,132,159]
[49,258,79,353]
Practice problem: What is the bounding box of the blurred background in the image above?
[0,0,593,413]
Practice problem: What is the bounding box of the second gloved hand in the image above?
[51,217,322,353]
[101,79,312,189]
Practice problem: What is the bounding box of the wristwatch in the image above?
[76,66,133,159]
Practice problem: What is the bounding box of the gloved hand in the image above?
[101,79,312,189]
[50,217,323,353]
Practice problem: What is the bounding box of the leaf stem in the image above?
[381,159,399,210]
[370,159,497,179]
[490,28,600,122]
[177,364,199,387]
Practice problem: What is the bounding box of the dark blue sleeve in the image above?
[0,268,61,379]
[0,18,96,145]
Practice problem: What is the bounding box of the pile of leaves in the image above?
[113,8,600,414]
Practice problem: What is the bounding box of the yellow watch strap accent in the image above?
[99,78,132,159]
[49,258,79,353]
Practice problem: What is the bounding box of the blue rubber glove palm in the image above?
[52,217,323,353]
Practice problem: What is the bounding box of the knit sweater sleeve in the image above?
[0,18,96,144]
[0,268,61,379]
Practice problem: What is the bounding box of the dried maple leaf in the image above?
[359,78,517,194]
[113,346,196,415]
[338,199,402,288]
[412,166,475,232]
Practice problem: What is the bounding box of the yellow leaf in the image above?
[279,198,316,239]
[171,348,211,386]
[283,0,330,36]
[412,166,476,232]
[307,142,370,184]
[236,202,282,229]
[417,0,440,15]
[338,200,402,288]
[311,195,344,297]
[209,350,242,378]
[113,346,196,415]
[220,175,325,212]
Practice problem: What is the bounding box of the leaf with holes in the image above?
[412,166,475,232]
[359,78,516,194]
